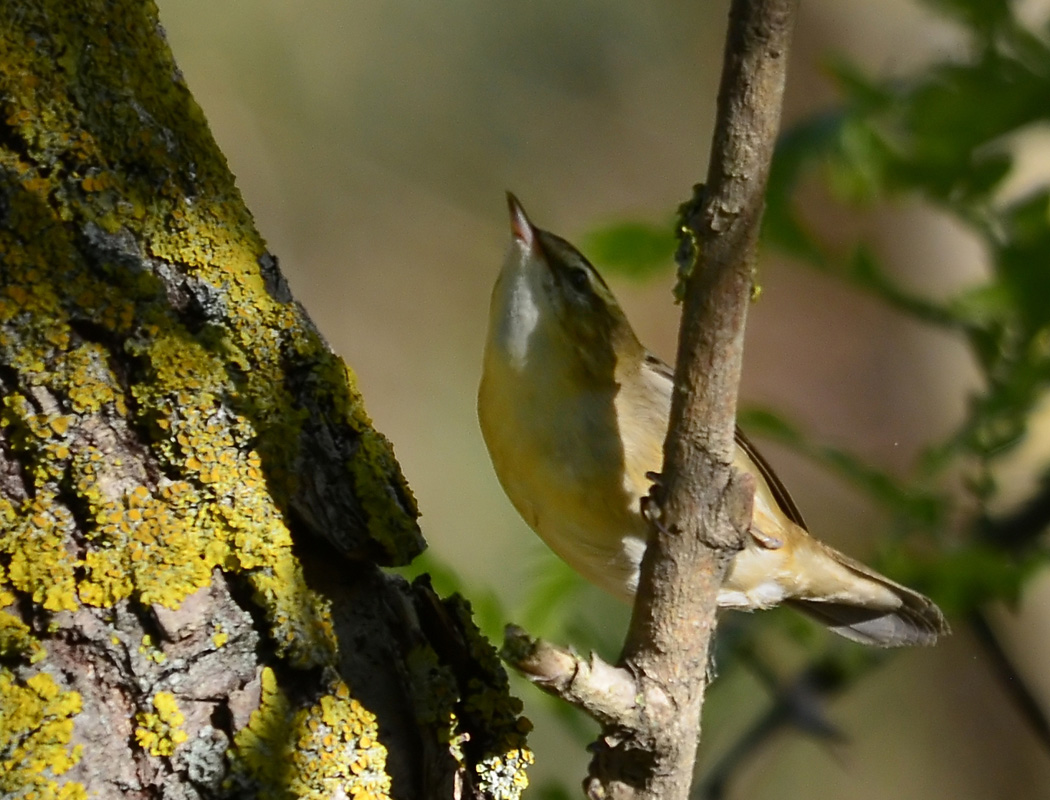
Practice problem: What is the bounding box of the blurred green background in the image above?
[160,1,1050,797]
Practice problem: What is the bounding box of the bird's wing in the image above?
[733,426,808,530]
[643,352,808,531]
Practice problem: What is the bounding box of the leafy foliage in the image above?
[681,7,1050,787]
[705,1,1050,782]
[763,1,1050,523]
[582,219,677,280]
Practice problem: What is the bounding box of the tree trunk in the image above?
[0,2,530,797]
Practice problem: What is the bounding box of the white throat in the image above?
[502,268,540,369]
[490,244,545,371]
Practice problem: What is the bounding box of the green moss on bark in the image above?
[0,1,431,795]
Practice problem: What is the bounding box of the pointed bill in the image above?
[506,192,537,250]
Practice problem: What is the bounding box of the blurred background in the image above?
[160,1,1050,797]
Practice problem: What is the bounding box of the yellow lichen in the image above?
[0,0,417,651]
[0,0,430,788]
[134,691,188,757]
[0,609,46,664]
[313,357,421,563]
[245,552,337,669]
[211,625,229,649]
[0,670,86,799]
[0,561,46,665]
[228,668,391,799]
[0,495,79,613]
[137,634,167,665]
[475,749,536,800]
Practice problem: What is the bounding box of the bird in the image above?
[477,193,948,647]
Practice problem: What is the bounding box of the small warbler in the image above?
[478,193,948,647]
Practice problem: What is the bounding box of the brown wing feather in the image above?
[733,426,808,530]
[643,352,808,530]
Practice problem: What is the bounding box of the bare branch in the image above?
[502,626,640,727]
[695,652,854,799]
[583,1,799,797]
[969,611,1050,752]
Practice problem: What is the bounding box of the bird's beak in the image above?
[506,192,538,252]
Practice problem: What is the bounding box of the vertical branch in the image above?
[590,1,799,797]
[500,2,798,796]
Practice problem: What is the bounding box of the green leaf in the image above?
[583,220,675,279]
[995,190,1050,330]
[825,115,894,204]
[920,543,1047,615]
[949,280,1014,326]
[518,554,586,637]
[918,0,1012,35]
[736,407,806,446]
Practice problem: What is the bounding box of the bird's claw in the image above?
[642,472,670,533]
[640,494,669,535]
[749,526,784,550]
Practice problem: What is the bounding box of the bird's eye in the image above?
[567,267,590,293]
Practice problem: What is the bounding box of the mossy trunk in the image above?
[0,1,530,797]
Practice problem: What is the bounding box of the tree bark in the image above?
[605,4,797,795]
[0,2,530,798]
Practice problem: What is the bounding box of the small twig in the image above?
[968,611,1050,752]
[696,664,847,800]
[695,645,864,799]
[501,625,639,728]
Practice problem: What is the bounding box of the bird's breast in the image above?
[479,355,648,597]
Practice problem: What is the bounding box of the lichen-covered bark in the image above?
[0,2,530,797]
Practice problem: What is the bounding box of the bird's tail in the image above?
[785,540,948,647]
